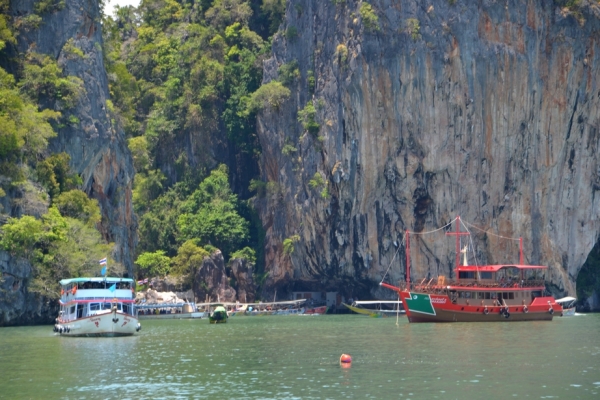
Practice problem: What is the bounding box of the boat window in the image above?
[90,303,100,311]
[491,293,497,299]
[459,271,475,279]
[480,272,493,279]
[70,305,76,314]
[103,303,111,310]
[508,292,514,299]
[123,304,130,314]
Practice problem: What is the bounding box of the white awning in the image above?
[555,296,576,304]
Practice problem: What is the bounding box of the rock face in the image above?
[193,251,237,303]
[255,0,600,301]
[230,258,256,303]
[0,0,136,325]
[0,252,57,326]
[11,0,137,272]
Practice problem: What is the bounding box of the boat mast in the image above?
[405,230,410,288]
[445,216,470,269]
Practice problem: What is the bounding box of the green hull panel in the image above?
[404,293,436,315]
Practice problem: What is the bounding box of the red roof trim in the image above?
[455,265,547,272]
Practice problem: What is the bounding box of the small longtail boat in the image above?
[381,216,563,323]
[209,306,228,324]
[343,300,405,317]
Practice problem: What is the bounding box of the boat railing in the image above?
[408,279,546,292]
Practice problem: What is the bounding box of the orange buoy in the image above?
[340,354,352,364]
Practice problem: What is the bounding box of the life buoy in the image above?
[523,306,528,313]
[483,307,489,315]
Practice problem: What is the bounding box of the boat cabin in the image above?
[58,277,137,323]
[412,265,549,308]
[448,265,548,307]
[455,265,547,287]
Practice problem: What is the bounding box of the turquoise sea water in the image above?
[1,313,599,399]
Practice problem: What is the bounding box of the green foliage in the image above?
[360,2,380,33]
[20,52,84,109]
[277,60,300,86]
[406,18,420,41]
[135,250,171,277]
[320,184,330,199]
[244,80,290,114]
[101,0,291,279]
[62,38,85,59]
[0,12,16,52]
[0,67,59,164]
[127,136,151,173]
[132,169,166,212]
[281,143,297,156]
[248,178,267,197]
[283,234,300,255]
[0,215,44,259]
[178,165,249,259]
[307,70,315,94]
[137,185,185,256]
[261,0,286,36]
[34,0,66,14]
[16,15,43,31]
[0,206,111,298]
[308,172,325,189]
[171,239,209,277]
[298,102,320,135]
[336,44,348,64]
[36,152,81,200]
[205,0,253,31]
[285,26,298,41]
[230,246,256,263]
[53,190,101,226]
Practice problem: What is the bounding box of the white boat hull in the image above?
[138,312,206,320]
[55,311,140,337]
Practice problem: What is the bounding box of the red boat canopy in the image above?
[455,264,547,272]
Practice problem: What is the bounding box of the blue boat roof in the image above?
[59,277,134,285]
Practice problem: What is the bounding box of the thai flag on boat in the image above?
[137,278,149,285]
[99,257,107,265]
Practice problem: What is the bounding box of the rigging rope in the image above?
[380,234,405,284]
[461,219,521,241]
[380,216,520,283]
[407,217,457,235]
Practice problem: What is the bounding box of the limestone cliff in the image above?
[255,0,600,302]
[0,0,136,325]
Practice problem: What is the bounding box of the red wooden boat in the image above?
[381,216,562,322]
[303,305,328,315]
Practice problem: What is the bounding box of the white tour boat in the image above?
[54,277,141,337]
